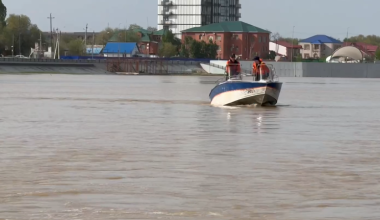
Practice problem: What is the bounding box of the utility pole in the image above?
[48,13,55,58]
[84,24,88,54]
[58,29,61,59]
[39,32,42,58]
[291,26,295,63]
[12,34,14,57]
[346,27,349,40]
[125,19,128,42]
[18,15,21,56]
[92,31,95,59]
[291,26,296,77]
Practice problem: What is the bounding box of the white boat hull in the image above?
[209,81,282,106]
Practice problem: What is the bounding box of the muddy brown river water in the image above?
[1,74,380,220]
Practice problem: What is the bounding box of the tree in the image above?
[180,37,192,58]
[129,24,142,30]
[67,39,84,56]
[95,27,114,45]
[161,30,181,54]
[162,30,176,43]
[0,14,44,56]
[0,0,6,27]
[279,37,299,45]
[376,49,380,60]
[181,37,218,59]
[115,29,140,42]
[147,26,157,32]
[158,42,177,57]
[296,54,303,62]
[345,34,380,46]
[267,50,276,60]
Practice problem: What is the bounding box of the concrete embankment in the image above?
[0,61,110,74]
[205,60,380,78]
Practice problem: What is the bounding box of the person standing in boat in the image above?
[225,53,241,80]
[253,56,270,81]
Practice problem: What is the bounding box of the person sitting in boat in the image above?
[226,53,241,80]
[253,56,270,81]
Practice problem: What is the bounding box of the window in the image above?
[209,36,214,42]
[321,44,326,50]
[314,44,320,50]
[216,35,222,41]
[140,44,146,50]
[235,46,239,52]
[304,45,310,50]
[218,46,221,51]
[259,36,262,43]
[232,34,239,40]
[250,36,255,43]
[304,53,310,58]
[199,34,203,40]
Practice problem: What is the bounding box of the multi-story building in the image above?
[181,21,270,60]
[299,35,342,59]
[158,0,241,38]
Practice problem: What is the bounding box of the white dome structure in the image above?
[330,46,363,63]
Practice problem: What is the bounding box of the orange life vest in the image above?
[253,61,269,75]
[226,59,241,75]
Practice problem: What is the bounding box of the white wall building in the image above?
[157,0,241,38]
[269,41,302,61]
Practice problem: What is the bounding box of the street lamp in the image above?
[291,26,295,62]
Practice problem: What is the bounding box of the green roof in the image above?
[153,29,167,36]
[181,21,271,33]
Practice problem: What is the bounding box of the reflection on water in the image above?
[1,74,380,220]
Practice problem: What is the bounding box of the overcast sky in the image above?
[3,0,379,40]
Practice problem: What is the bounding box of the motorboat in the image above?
[209,64,282,106]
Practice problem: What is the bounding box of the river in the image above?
[1,74,380,220]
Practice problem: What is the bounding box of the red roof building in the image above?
[269,41,302,61]
[342,42,378,58]
[181,21,271,60]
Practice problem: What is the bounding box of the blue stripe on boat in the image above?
[209,81,282,101]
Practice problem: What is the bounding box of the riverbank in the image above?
[0,61,110,75]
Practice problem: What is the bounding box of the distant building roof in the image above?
[331,46,363,60]
[109,28,166,42]
[181,21,271,33]
[300,35,341,44]
[342,42,378,52]
[86,45,104,55]
[273,41,302,49]
[153,29,167,36]
[102,42,139,54]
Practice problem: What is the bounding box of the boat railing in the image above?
[257,64,279,82]
[226,64,243,81]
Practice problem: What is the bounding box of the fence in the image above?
[207,60,380,78]
[105,59,206,74]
